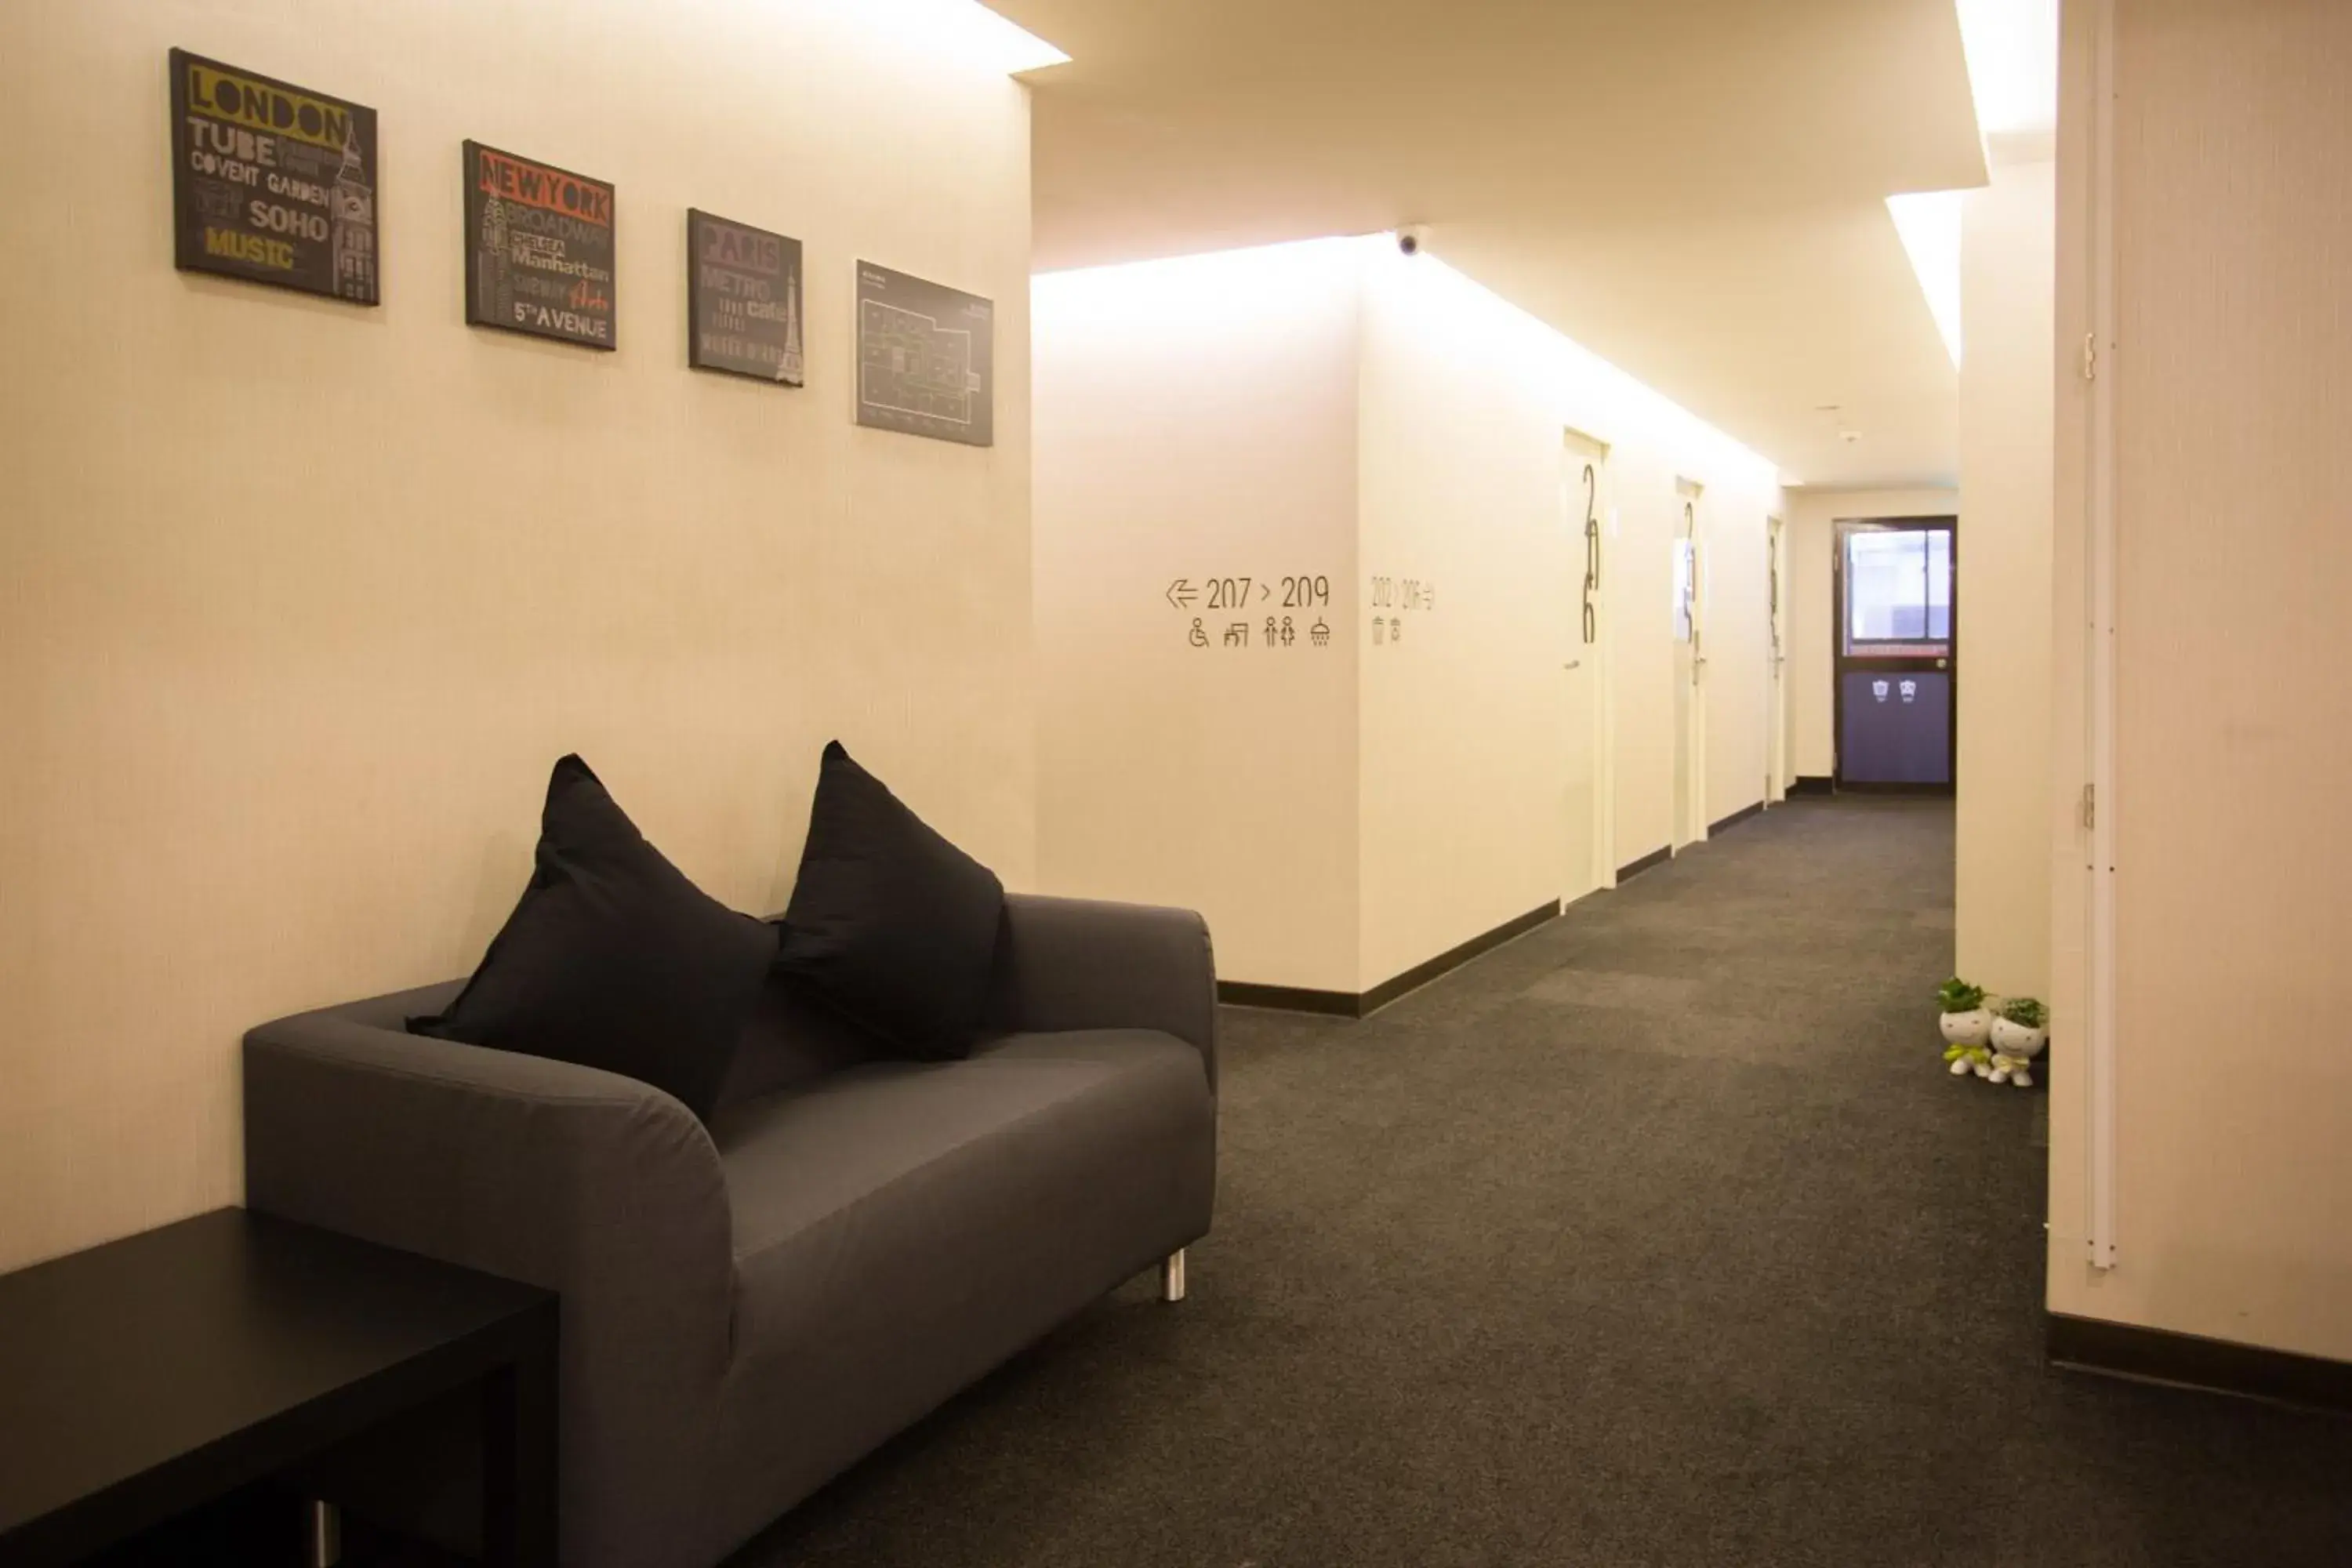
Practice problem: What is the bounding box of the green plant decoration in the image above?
[1938,977,1986,1014]
[2000,997,2049,1030]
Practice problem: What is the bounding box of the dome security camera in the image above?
[1397,224,1432,256]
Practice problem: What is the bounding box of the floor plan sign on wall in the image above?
[169,49,379,304]
[855,263,993,446]
[463,141,615,350]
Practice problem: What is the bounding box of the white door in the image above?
[1672,494,1708,849]
[1563,447,1613,902]
[1768,517,1788,801]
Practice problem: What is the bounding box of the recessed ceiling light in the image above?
[1955,0,2058,138]
[853,2,1070,75]
[1886,190,1964,368]
[965,2,1070,71]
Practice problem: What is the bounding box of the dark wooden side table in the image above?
[0,1208,556,1568]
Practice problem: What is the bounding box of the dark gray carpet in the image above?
[735,798,2351,1567]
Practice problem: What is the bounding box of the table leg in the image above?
[480,1337,557,1568]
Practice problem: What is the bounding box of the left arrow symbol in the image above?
[1167,579,1198,608]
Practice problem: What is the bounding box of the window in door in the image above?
[1843,526,1951,657]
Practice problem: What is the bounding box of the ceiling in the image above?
[992,0,1987,488]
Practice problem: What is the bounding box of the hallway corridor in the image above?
[742,800,2352,1567]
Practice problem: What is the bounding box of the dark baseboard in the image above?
[1708,800,1765,836]
[1833,780,1955,797]
[1616,845,1671,883]
[1788,776,1834,797]
[1216,899,1560,1020]
[2046,1312,2352,1415]
[1214,981,1359,1017]
[1359,900,1559,1015]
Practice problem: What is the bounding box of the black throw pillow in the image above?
[773,741,1005,1061]
[408,755,775,1120]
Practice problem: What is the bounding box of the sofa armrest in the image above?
[243,986,733,1568]
[992,895,1218,1092]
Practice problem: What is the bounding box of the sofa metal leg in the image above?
[1160,1248,1187,1303]
[307,1501,342,1568]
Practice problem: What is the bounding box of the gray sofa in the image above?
[244,893,1216,1568]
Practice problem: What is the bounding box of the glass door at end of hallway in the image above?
[1834,519,1955,791]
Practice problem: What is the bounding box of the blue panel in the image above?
[1841,671,1951,784]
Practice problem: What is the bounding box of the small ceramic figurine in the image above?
[1937,978,1992,1076]
[1987,998,2049,1087]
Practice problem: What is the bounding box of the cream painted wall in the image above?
[1355,249,1572,986]
[1352,252,1782,982]
[2048,0,2352,1362]
[1784,487,1961,779]
[1955,145,2055,998]
[1698,472,1780,835]
[1348,252,1780,925]
[1037,239,1780,995]
[1609,456,1686,864]
[0,0,1035,1272]
[1033,241,1363,991]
